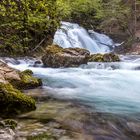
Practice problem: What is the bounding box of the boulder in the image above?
[10,70,42,90]
[0,61,42,89]
[0,83,36,116]
[0,61,42,116]
[88,53,120,62]
[42,45,90,68]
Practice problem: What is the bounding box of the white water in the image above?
[3,55,140,116]
[53,22,116,53]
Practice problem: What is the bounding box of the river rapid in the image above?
[1,55,140,139]
[1,22,140,139]
[3,55,140,118]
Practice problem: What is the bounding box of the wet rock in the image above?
[33,60,43,67]
[42,45,90,68]
[10,69,42,90]
[0,128,15,140]
[88,53,120,62]
[0,61,42,89]
[127,122,140,135]
[0,61,20,84]
[0,83,36,116]
[0,119,17,129]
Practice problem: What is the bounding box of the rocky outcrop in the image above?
[88,53,120,62]
[10,70,42,90]
[0,61,42,89]
[42,45,90,68]
[0,61,42,116]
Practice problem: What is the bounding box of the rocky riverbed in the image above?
[1,87,140,140]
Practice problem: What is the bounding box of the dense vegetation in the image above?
[0,0,140,55]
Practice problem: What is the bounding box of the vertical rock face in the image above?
[42,45,90,68]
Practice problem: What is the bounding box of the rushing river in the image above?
[2,55,140,119]
[2,22,140,119]
[1,22,140,139]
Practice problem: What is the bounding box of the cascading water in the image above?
[1,22,140,139]
[1,22,140,119]
[2,55,140,117]
[53,22,116,53]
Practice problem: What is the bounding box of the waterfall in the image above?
[53,22,116,53]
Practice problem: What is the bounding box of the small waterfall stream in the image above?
[53,22,116,53]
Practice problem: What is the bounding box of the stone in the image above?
[88,53,120,62]
[0,61,42,89]
[0,83,36,116]
[10,69,42,90]
[0,128,15,140]
[42,45,90,68]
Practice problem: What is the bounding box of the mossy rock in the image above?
[0,83,36,116]
[88,53,120,62]
[4,119,17,129]
[0,119,17,129]
[27,132,55,140]
[42,44,90,68]
[45,44,63,54]
[10,69,42,90]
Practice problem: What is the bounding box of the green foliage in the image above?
[100,0,131,33]
[0,0,60,55]
[27,132,55,140]
[56,0,103,28]
[0,0,138,55]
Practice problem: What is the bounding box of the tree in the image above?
[0,0,60,55]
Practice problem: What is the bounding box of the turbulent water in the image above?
[2,55,140,118]
[53,22,117,53]
[1,22,140,120]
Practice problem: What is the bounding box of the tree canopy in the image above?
[0,0,139,55]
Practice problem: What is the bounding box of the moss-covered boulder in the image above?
[88,53,120,62]
[0,61,42,89]
[0,83,36,116]
[42,45,90,68]
[10,70,42,90]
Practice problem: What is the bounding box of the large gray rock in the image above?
[42,45,90,68]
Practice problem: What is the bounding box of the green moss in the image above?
[46,44,63,54]
[88,53,120,62]
[22,69,34,75]
[10,69,42,90]
[0,83,36,116]
[3,119,17,129]
[27,133,56,140]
